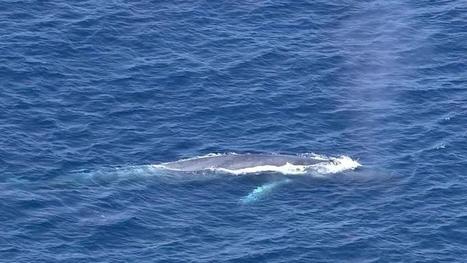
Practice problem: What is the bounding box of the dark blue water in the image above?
[1,0,467,262]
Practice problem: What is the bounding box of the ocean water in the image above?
[1,0,466,262]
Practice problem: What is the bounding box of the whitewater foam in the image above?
[215,155,360,175]
[215,162,308,175]
[308,156,362,175]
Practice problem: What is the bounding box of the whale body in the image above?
[160,154,322,171]
[155,153,361,202]
[156,153,336,175]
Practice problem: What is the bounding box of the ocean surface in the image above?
[1,0,466,262]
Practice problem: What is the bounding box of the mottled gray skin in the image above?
[161,154,322,171]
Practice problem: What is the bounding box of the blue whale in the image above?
[158,153,325,173]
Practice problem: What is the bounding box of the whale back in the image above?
[161,154,321,172]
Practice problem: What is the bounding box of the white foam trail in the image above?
[308,155,362,175]
[212,155,361,176]
[215,162,308,175]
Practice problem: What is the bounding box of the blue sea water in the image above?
[1,0,467,262]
